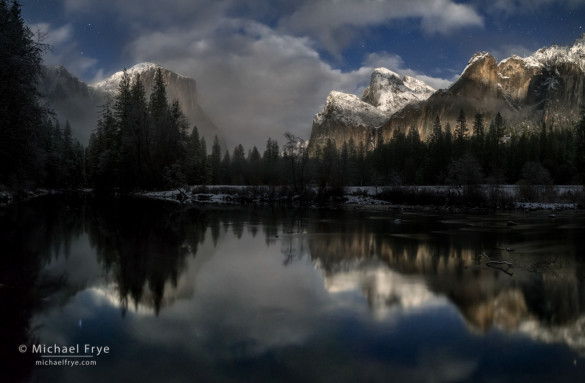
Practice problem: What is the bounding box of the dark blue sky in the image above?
[21,0,585,147]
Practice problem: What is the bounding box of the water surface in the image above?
[1,195,585,382]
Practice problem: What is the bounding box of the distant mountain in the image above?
[308,68,435,153]
[38,63,222,146]
[309,34,585,152]
[38,65,106,144]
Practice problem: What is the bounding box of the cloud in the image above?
[63,0,484,61]
[278,0,484,56]
[32,23,98,76]
[125,19,375,149]
[485,0,585,14]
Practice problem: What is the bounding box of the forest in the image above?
[2,0,585,199]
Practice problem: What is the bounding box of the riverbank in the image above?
[134,184,585,212]
[0,189,61,206]
[3,184,582,213]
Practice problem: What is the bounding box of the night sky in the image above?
[22,0,585,148]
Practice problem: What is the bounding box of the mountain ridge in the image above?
[308,33,585,153]
[308,65,436,153]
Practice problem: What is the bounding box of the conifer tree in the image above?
[231,144,246,185]
[210,136,222,184]
[247,146,262,185]
[263,138,280,186]
[0,0,51,188]
[575,107,585,184]
[471,112,485,159]
[199,137,210,185]
[454,109,467,158]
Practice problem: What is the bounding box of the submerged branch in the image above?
[486,260,514,276]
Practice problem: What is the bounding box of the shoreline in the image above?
[2,185,583,213]
[133,184,585,213]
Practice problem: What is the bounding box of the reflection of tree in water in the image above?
[85,198,210,315]
[84,202,294,315]
[0,195,84,383]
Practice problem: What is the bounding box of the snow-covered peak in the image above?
[520,34,585,71]
[362,67,435,113]
[402,74,435,94]
[92,62,179,93]
[372,67,401,79]
[129,62,161,72]
[461,52,491,75]
[313,90,388,128]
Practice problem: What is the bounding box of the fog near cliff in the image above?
[126,22,455,150]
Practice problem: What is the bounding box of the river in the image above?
[1,195,584,382]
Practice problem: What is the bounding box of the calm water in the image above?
[1,195,585,382]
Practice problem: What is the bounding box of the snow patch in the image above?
[92,62,186,93]
[461,51,490,75]
[313,66,435,132]
[518,34,585,71]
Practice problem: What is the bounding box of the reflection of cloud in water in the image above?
[317,259,447,320]
[519,317,585,356]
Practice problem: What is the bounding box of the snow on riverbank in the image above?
[133,184,584,211]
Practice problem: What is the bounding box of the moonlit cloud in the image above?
[126,19,376,148]
[488,0,585,14]
[279,0,484,57]
[32,22,98,76]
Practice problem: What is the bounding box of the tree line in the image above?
[363,110,585,188]
[1,0,85,191]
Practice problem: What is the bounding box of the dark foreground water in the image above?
[1,195,585,383]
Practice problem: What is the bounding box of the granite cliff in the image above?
[38,63,222,146]
[309,34,585,152]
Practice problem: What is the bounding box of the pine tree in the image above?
[129,74,149,185]
[186,126,202,185]
[199,137,210,185]
[263,138,280,186]
[426,116,445,184]
[231,144,246,185]
[247,146,262,185]
[0,0,51,188]
[91,102,119,188]
[220,150,231,184]
[454,109,468,158]
[471,112,485,160]
[283,133,308,192]
[210,136,222,184]
[575,107,585,184]
[148,68,171,186]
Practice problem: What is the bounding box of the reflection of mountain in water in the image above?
[298,213,585,354]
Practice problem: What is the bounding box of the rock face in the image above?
[38,63,222,145]
[309,34,585,151]
[382,36,585,143]
[383,52,505,141]
[38,66,106,144]
[93,63,220,144]
[308,68,435,153]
